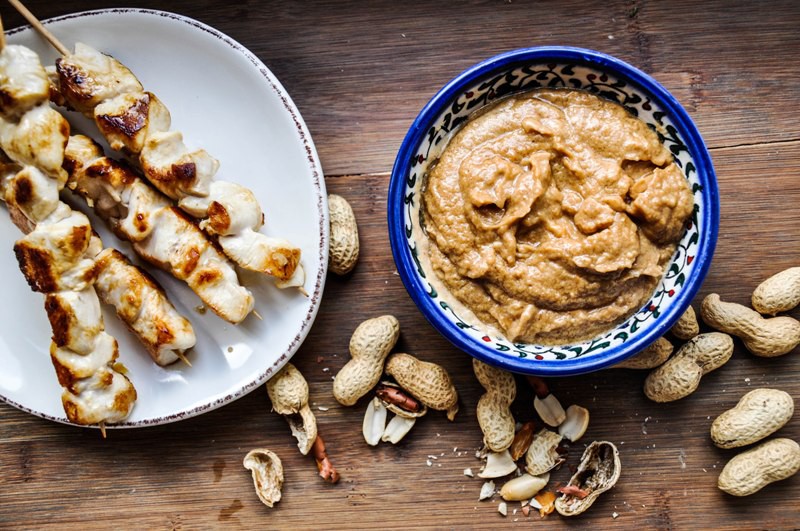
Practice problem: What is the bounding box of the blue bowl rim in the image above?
[388,46,719,376]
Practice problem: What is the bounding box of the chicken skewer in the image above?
[0,38,136,425]
[0,36,197,365]
[47,42,305,291]
[64,134,255,324]
[1,156,195,367]
[0,162,136,426]
[4,14,253,326]
[9,6,292,313]
[6,0,304,289]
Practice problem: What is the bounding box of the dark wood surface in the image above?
[2,1,799,529]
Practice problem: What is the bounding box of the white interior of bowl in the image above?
[404,62,704,362]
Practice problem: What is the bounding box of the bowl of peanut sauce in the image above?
[388,47,718,376]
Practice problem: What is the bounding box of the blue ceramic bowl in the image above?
[388,47,719,376]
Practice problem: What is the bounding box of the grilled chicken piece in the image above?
[180,180,302,285]
[140,130,218,199]
[3,162,59,223]
[0,104,69,184]
[0,45,50,119]
[136,207,255,320]
[0,63,69,191]
[55,42,143,116]
[51,43,304,287]
[14,202,96,293]
[92,242,196,365]
[95,91,170,154]
[66,134,254,323]
[45,287,105,359]
[181,180,262,236]
[51,320,136,425]
[221,230,303,286]
[45,291,134,423]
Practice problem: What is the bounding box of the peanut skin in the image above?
[711,388,794,449]
[333,315,400,406]
[718,438,800,496]
[644,332,733,402]
[701,293,800,357]
[752,267,800,315]
[385,353,459,420]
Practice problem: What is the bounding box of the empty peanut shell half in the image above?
[555,441,621,516]
[266,363,318,455]
[284,404,318,455]
[243,448,284,508]
[525,428,565,476]
[266,363,309,416]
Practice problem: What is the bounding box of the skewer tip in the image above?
[298,286,309,297]
[176,351,192,367]
[252,309,263,321]
[98,422,107,439]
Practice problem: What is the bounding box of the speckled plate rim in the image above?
[1,8,328,427]
[388,46,718,376]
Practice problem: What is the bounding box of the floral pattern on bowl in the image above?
[389,47,718,375]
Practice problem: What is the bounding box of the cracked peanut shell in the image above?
[243,448,284,508]
[385,352,459,420]
[525,428,565,476]
[555,440,621,516]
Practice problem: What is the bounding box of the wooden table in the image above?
[2,1,799,529]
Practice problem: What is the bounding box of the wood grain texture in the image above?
[1,1,799,529]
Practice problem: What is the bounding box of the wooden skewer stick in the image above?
[176,351,192,367]
[8,0,69,56]
[252,309,263,321]
[99,422,107,439]
[0,13,6,51]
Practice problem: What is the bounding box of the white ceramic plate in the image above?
[1,9,328,427]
